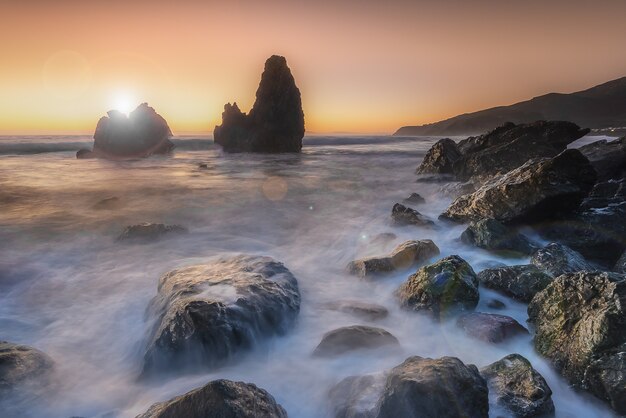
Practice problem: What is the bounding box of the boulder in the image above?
[313,326,399,357]
[403,193,425,204]
[453,121,589,182]
[583,344,626,415]
[79,103,174,159]
[416,138,461,174]
[460,218,537,256]
[438,181,476,198]
[486,298,506,310]
[456,312,528,343]
[441,149,596,224]
[397,255,479,319]
[376,356,488,418]
[530,242,596,277]
[142,255,300,375]
[477,265,553,303]
[136,379,287,418]
[578,137,626,181]
[214,55,304,153]
[480,354,554,418]
[323,301,389,321]
[615,251,626,273]
[348,240,440,278]
[527,271,626,413]
[117,223,187,242]
[390,203,435,227]
[0,341,53,397]
[329,373,386,418]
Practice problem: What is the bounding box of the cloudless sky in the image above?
[2,0,626,134]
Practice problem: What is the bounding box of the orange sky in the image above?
[2,0,626,135]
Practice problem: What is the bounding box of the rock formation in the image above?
[390,203,435,227]
[214,55,305,153]
[142,255,300,375]
[136,379,288,418]
[312,326,399,357]
[477,265,553,303]
[0,341,53,398]
[456,312,528,343]
[117,223,187,242]
[460,218,537,256]
[77,103,174,159]
[530,242,596,277]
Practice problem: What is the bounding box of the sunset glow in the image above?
[2,0,626,134]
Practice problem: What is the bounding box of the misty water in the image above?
[0,135,617,418]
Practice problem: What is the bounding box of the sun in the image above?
[111,91,136,115]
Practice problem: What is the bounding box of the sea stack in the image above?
[76,103,174,159]
[214,55,305,153]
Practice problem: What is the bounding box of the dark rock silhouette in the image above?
[214,55,305,153]
[312,325,399,357]
[391,203,435,227]
[530,242,596,277]
[460,218,537,256]
[478,265,553,303]
[0,341,53,399]
[77,103,174,159]
[456,312,529,343]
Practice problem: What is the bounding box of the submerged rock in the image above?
[416,138,461,175]
[481,354,554,418]
[527,271,626,413]
[441,149,596,224]
[403,192,425,204]
[214,55,304,153]
[397,255,479,319]
[460,218,537,256]
[486,298,506,310]
[136,379,287,418]
[0,341,53,397]
[391,203,435,227]
[117,223,187,242]
[78,103,174,159]
[530,242,596,277]
[329,373,386,418]
[478,265,553,303]
[456,312,528,343]
[142,255,300,375]
[313,326,399,357]
[323,301,389,321]
[348,240,440,278]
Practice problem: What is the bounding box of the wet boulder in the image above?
[583,344,626,415]
[376,356,489,418]
[615,251,626,273]
[117,223,187,242]
[323,301,389,321]
[481,354,554,418]
[403,192,425,204]
[142,255,300,375]
[214,55,304,153]
[527,271,626,413]
[456,312,528,343]
[0,341,53,398]
[329,373,386,418]
[136,379,287,418]
[313,326,399,357]
[578,137,626,181]
[79,103,174,159]
[460,218,537,256]
[348,240,440,278]
[441,149,596,224]
[397,255,479,319]
[477,265,553,303]
[391,203,435,227]
[530,242,596,277]
[415,138,461,174]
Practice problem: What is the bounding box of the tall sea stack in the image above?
[214,55,305,153]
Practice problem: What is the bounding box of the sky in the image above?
[1,0,626,135]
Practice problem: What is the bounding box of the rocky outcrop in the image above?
[390,203,435,227]
[397,255,479,319]
[0,341,53,397]
[403,192,425,204]
[530,242,596,277]
[456,312,528,343]
[583,343,626,415]
[415,122,588,183]
[481,354,554,418]
[578,137,626,181]
[441,149,596,224]
[142,255,300,375]
[313,326,399,357]
[348,240,440,278]
[329,356,488,418]
[77,103,174,159]
[214,55,304,153]
[416,138,461,175]
[460,218,537,256]
[117,223,187,242]
[136,379,287,418]
[477,265,553,303]
[323,301,389,321]
[527,271,626,414]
